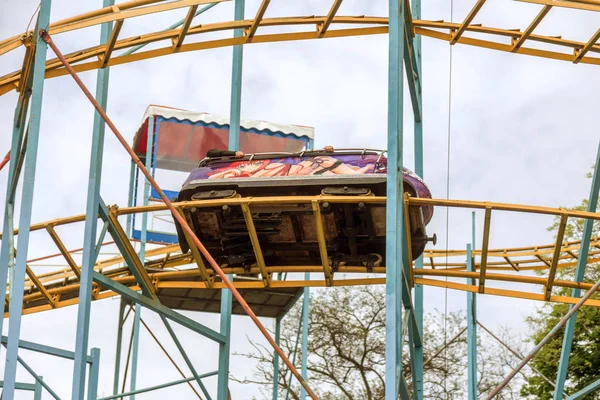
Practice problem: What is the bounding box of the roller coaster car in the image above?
[174,150,434,272]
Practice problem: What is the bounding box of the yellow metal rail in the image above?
[3,195,600,319]
[1,0,599,96]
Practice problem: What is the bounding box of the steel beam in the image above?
[412,0,424,394]
[218,1,244,395]
[119,2,220,56]
[130,302,142,399]
[478,206,492,292]
[228,0,244,151]
[88,348,101,400]
[273,317,281,400]
[160,316,213,399]
[385,0,406,397]
[71,1,114,397]
[486,276,600,399]
[300,277,310,400]
[98,199,157,298]
[0,336,92,362]
[554,141,600,399]
[566,377,600,400]
[97,371,219,400]
[139,115,154,263]
[92,271,225,343]
[217,276,233,400]
[467,244,477,400]
[113,298,127,395]
[3,1,51,395]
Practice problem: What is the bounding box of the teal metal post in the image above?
[300,278,310,400]
[3,1,52,396]
[126,161,136,236]
[127,113,153,398]
[98,371,218,400]
[160,316,213,399]
[119,2,219,56]
[217,275,233,400]
[139,116,154,261]
[0,69,31,350]
[411,0,424,397]
[272,318,281,400]
[88,348,101,400]
[285,307,304,400]
[218,1,244,396]
[229,0,244,151]
[385,0,406,397]
[71,1,114,397]
[565,377,600,400]
[113,299,126,395]
[130,303,142,399]
[554,141,600,399]
[466,244,477,399]
[34,377,43,400]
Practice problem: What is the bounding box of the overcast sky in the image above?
[1,0,600,398]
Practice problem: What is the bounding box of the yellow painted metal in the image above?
[172,5,198,52]
[1,1,600,96]
[246,0,270,42]
[511,5,552,52]
[240,203,271,287]
[4,194,600,319]
[176,209,214,287]
[478,206,492,293]
[545,213,568,301]
[46,225,82,279]
[403,193,414,286]
[100,18,124,67]
[312,200,333,286]
[450,0,486,45]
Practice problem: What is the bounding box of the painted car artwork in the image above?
[174,150,435,274]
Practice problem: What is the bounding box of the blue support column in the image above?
[0,74,31,350]
[3,1,52,396]
[126,161,136,236]
[229,0,244,151]
[139,116,154,261]
[130,303,142,399]
[88,348,101,400]
[554,141,600,399]
[411,0,424,397]
[34,377,43,400]
[466,244,477,400]
[300,277,310,400]
[71,1,114,397]
[160,316,213,400]
[218,1,244,396]
[565,377,600,400]
[273,317,281,400]
[113,299,126,395]
[217,274,233,400]
[385,0,406,397]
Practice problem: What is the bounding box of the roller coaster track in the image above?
[1,0,599,97]
[4,195,600,319]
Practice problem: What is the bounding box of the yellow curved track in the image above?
[1,0,599,96]
[2,0,600,317]
[4,195,600,319]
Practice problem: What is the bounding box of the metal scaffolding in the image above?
[0,0,599,399]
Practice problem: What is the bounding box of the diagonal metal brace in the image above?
[98,198,157,299]
[92,271,225,344]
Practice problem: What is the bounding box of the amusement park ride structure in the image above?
[0,0,600,399]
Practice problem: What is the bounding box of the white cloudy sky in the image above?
[1,0,600,398]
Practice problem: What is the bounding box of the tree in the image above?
[234,285,526,399]
[521,183,600,399]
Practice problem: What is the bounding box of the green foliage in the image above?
[522,169,600,399]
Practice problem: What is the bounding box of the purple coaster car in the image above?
[174,150,434,272]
